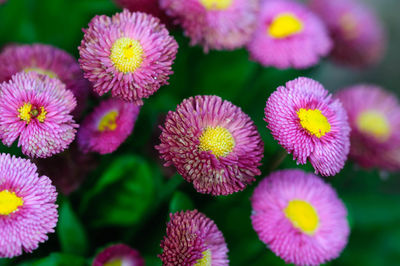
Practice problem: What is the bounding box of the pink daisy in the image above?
[159,210,229,266]
[79,10,178,105]
[114,0,170,24]
[0,72,78,158]
[0,44,89,116]
[309,0,386,67]
[265,77,350,176]
[93,243,144,266]
[251,169,349,266]
[159,0,259,51]
[156,95,264,195]
[0,153,58,258]
[247,0,332,69]
[78,98,140,154]
[335,85,400,170]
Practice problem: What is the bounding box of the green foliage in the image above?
[57,199,89,256]
[169,191,194,213]
[82,155,155,227]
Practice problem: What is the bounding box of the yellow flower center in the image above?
[104,258,122,266]
[298,108,331,138]
[268,13,304,39]
[18,103,47,124]
[24,67,58,78]
[339,13,359,40]
[199,126,235,158]
[194,249,212,266]
[199,0,233,10]
[0,190,24,216]
[357,110,390,142]
[110,37,144,73]
[284,199,319,235]
[98,110,119,132]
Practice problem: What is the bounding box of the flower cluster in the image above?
[78,98,140,154]
[336,85,400,170]
[265,77,350,176]
[251,169,349,266]
[159,210,229,265]
[79,10,178,105]
[0,153,58,258]
[156,95,264,195]
[0,72,78,158]
[247,0,332,69]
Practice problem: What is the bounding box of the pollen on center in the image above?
[199,0,233,10]
[268,13,304,39]
[98,110,119,132]
[194,249,212,266]
[298,108,331,138]
[110,37,144,73]
[357,110,390,142]
[284,199,319,235]
[0,190,24,216]
[199,126,235,158]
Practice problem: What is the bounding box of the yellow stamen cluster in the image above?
[110,37,144,73]
[284,199,319,235]
[357,110,390,142]
[199,0,233,10]
[194,249,212,266]
[18,103,47,124]
[298,108,331,138]
[24,67,58,78]
[0,190,24,216]
[339,13,359,40]
[104,258,123,266]
[98,111,119,132]
[199,126,235,158]
[268,13,304,39]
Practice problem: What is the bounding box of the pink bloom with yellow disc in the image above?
[265,77,350,176]
[160,0,259,51]
[78,98,140,154]
[159,210,228,266]
[93,243,144,266]
[0,44,89,116]
[0,153,58,258]
[79,10,178,105]
[247,0,332,69]
[0,72,78,158]
[251,169,349,266]
[336,85,400,170]
[309,0,386,67]
[156,95,264,195]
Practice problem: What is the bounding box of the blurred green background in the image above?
[0,0,400,265]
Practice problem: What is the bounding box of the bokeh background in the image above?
[0,0,399,265]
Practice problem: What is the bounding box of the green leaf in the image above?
[84,155,155,227]
[30,253,85,266]
[57,200,89,256]
[169,191,194,213]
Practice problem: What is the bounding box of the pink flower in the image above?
[0,44,89,116]
[335,85,400,170]
[160,0,258,51]
[0,153,58,258]
[156,95,264,195]
[265,77,350,176]
[247,0,331,69]
[0,72,78,158]
[251,169,349,266]
[79,10,178,105]
[93,243,144,266]
[309,0,386,67]
[114,0,171,24]
[159,210,228,266]
[78,98,140,154]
